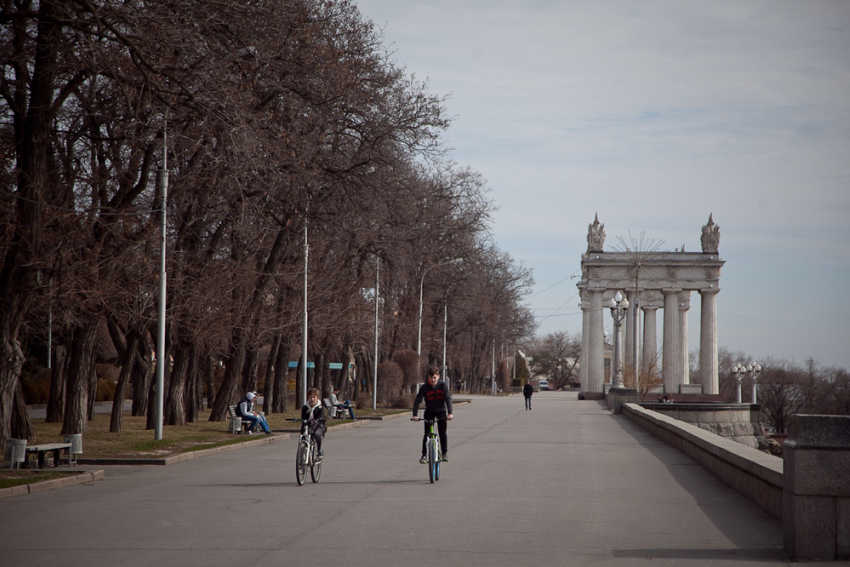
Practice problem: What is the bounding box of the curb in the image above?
[76,432,290,466]
[0,469,105,499]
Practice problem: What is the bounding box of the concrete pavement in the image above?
[2,391,816,566]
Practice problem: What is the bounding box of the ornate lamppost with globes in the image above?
[608,291,629,389]
[748,361,761,403]
[732,362,746,403]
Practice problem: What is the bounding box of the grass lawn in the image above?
[2,404,408,488]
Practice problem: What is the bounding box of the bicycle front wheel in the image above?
[427,438,437,484]
[296,442,308,486]
[310,443,322,483]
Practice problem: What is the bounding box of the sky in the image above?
[355,0,850,370]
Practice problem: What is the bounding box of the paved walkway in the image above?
[2,391,812,566]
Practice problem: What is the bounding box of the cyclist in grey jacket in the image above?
[412,366,454,462]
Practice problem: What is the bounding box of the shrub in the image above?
[377,360,404,406]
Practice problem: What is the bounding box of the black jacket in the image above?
[413,381,453,415]
[301,403,325,422]
[523,383,533,397]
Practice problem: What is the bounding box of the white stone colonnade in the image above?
[578,215,724,396]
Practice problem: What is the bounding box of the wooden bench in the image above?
[227,405,252,434]
[324,398,355,419]
[24,443,73,469]
[323,398,340,418]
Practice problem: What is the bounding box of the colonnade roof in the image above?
[578,250,725,300]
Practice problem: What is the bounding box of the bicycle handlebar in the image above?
[410,416,447,423]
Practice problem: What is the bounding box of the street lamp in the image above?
[747,361,761,404]
[442,303,448,382]
[732,362,746,403]
[608,291,629,389]
[417,258,463,376]
[154,125,169,441]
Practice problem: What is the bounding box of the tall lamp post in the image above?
[732,362,745,403]
[373,257,379,410]
[608,291,629,389]
[154,126,169,441]
[442,303,448,382]
[417,258,463,378]
[300,221,309,409]
[748,361,761,403]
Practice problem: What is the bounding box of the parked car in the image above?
[538,379,549,391]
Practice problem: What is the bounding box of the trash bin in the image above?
[63,434,83,466]
[4,438,27,469]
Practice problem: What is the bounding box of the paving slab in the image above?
[1,391,830,566]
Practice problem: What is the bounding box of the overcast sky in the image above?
[356,0,850,370]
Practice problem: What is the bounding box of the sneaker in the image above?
[441,455,449,462]
[419,455,427,464]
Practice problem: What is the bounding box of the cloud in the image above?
[357,0,850,367]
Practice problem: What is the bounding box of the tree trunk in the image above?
[203,350,216,411]
[61,324,98,435]
[210,332,246,421]
[45,345,67,423]
[185,345,200,423]
[110,331,138,433]
[0,0,62,449]
[132,333,153,416]
[241,345,259,395]
[273,340,290,413]
[12,381,36,441]
[263,335,280,415]
[315,351,327,397]
[164,341,189,426]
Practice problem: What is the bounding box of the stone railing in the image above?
[638,401,763,448]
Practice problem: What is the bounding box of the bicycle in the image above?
[291,418,326,485]
[412,416,445,483]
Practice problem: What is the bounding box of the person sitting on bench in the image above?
[328,388,356,420]
[236,392,271,434]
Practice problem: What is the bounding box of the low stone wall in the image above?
[623,402,783,519]
[639,402,763,448]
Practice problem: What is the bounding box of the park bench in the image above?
[323,398,340,418]
[226,405,252,434]
[323,398,355,419]
[24,442,73,469]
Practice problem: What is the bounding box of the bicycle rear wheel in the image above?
[296,442,308,486]
[427,438,437,484]
[310,443,322,483]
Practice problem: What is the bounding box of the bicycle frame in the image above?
[292,418,324,485]
[412,416,444,483]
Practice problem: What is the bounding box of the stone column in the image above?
[662,289,681,393]
[679,291,691,386]
[579,293,589,392]
[642,305,658,376]
[783,415,850,561]
[699,288,720,395]
[587,289,605,393]
[625,290,640,379]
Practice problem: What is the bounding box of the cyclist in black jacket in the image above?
[412,366,454,463]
